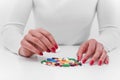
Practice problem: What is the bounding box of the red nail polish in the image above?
[55,44,58,49]
[51,47,56,53]
[98,60,102,66]
[82,59,87,64]
[39,52,43,56]
[106,60,109,64]
[47,49,51,52]
[77,56,80,61]
[90,60,94,66]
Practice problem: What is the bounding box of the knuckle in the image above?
[46,43,52,49]
[39,35,44,39]
[80,47,85,51]
[28,45,36,52]
[93,56,97,60]
[24,35,29,40]
[97,49,102,54]
[28,29,34,34]
[93,55,98,60]
[89,47,94,52]
[21,40,25,46]
[32,38,38,43]
[47,44,52,48]
[41,45,47,50]
[39,43,44,48]
[45,32,52,36]
[42,47,47,51]
[98,43,103,46]
[33,48,38,53]
[97,43,103,48]
[90,39,96,42]
[28,46,33,50]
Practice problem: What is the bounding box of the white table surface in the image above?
[0,45,120,80]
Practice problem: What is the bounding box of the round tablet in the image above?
[56,47,60,53]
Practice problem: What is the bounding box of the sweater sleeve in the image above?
[1,0,33,54]
[95,0,120,52]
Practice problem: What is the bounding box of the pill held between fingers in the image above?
[56,47,60,53]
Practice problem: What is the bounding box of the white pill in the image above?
[56,47,61,53]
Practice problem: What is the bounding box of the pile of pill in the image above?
[41,57,82,67]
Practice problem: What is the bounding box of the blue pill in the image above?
[47,58,57,62]
[47,58,52,61]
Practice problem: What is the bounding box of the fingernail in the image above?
[51,47,56,53]
[47,49,51,52]
[98,60,102,66]
[90,60,94,66]
[39,52,43,56]
[55,44,58,49]
[82,59,87,64]
[106,60,109,64]
[77,56,80,61]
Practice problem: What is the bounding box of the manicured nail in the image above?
[51,47,56,53]
[39,52,43,56]
[106,60,109,64]
[55,44,58,49]
[82,59,87,64]
[98,60,102,66]
[77,56,80,61]
[47,49,51,52]
[90,60,94,66]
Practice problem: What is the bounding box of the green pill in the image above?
[68,58,77,61]
[41,60,47,64]
[62,64,70,67]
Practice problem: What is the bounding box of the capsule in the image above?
[62,64,70,67]
[41,57,82,67]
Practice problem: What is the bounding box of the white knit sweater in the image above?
[1,0,120,54]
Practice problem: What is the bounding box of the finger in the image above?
[19,47,34,57]
[21,40,42,55]
[29,30,55,53]
[98,50,107,66]
[38,34,56,53]
[77,41,89,61]
[29,30,51,53]
[28,30,48,52]
[24,34,45,52]
[37,28,58,49]
[24,45,43,56]
[104,55,109,64]
[90,43,103,66]
[46,49,51,53]
[82,39,97,64]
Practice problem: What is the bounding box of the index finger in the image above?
[77,41,89,61]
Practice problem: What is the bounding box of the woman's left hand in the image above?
[77,39,109,66]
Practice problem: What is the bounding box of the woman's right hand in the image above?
[19,28,58,57]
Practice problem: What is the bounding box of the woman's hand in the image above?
[19,28,58,57]
[77,39,109,66]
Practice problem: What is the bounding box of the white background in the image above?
[0,1,120,80]
[0,0,99,45]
